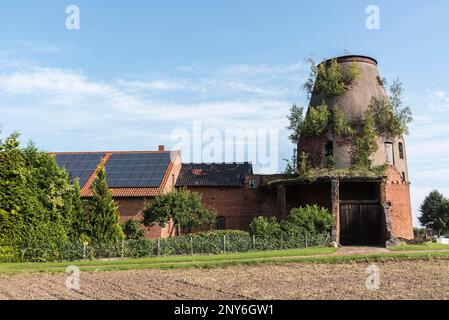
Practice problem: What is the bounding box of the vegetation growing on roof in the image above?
[303,57,360,98]
[287,56,413,176]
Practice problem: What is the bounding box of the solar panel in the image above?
[55,153,105,188]
[105,152,171,188]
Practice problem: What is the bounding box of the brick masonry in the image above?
[116,197,173,238]
[383,166,414,239]
[109,163,413,244]
[297,135,327,167]
[186,184,278,231]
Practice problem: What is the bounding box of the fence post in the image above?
[223,235,226,254]
[157,237,161,257]
[305,232,308,248]
[252,234,256,251]
[121,239,125,258]
[190,236,194,255]
[83,242,88,260]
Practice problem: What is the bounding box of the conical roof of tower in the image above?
[309,55,387,121]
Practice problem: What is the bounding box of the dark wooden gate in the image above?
[339,201,382,245]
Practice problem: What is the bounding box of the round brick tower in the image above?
[298,55,409,183]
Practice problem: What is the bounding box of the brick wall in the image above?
[285,182,332,213]
[384,166,413,239]
[186,185,278,231]
[297,135,327,167]
[116,197,173,238]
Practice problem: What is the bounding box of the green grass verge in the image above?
[0,247,335,274]
[388,242,449,251]
[1,247,449,274]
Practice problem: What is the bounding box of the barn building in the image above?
[54,55,413,246]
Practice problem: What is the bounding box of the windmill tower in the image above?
[296,55,413,244]
[298,55,409,183]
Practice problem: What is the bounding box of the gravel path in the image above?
[0,260,448,300]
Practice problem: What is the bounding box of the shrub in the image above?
[301,103,330,136]
[122,218,145,240]
[281,205,333,236]
[250,217,282,239]
[313,59,360,97]
[332,107,353,137]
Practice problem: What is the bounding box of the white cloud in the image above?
[0,68,115,96]
[0,65,291,146]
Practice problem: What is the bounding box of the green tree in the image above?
[419,190,449,236]
[67,179,87,241]
[283,149,298,175]
[286,104,304,144]
[87,166,123,244]
[143,188,216,236]
[122,218,145,240]
[388,79,413,135]
[0,132,74,261]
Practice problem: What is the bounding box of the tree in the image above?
[419,190,449,236]
[0,132,75,261]
[67,178,87,241]
[143,188,216,236]
[87,166,123,244]
[283,149,297,175]
[388,79,413,135]
[122,218,145,240]
[286,104,304,144]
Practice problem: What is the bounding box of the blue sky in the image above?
[0,1,448,226]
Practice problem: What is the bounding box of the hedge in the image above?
[0,230,330,262]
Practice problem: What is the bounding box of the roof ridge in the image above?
[53,150,178,155]
[183,161,252,165]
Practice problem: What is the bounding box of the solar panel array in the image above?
[55,153,105,188]
[105,152,171,188]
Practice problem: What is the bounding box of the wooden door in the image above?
[339,201,382,245]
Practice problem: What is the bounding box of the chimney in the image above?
[158,145,165,151]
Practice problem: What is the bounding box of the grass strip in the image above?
[388,242,449,251]
[0,247,335,274]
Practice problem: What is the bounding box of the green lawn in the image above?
[388,242,449,251]
[0,247,335,274]
[2,246,449,274]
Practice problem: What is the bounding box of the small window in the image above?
[324,141,333,157]
[249,179,257,189]
[398,142,404,159]
[402,172,406,182]
[216,216,226,230]
[385,142,394,165]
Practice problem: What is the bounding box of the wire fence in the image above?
[1,232,331,262]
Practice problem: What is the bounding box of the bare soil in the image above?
[0,260,448,300]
